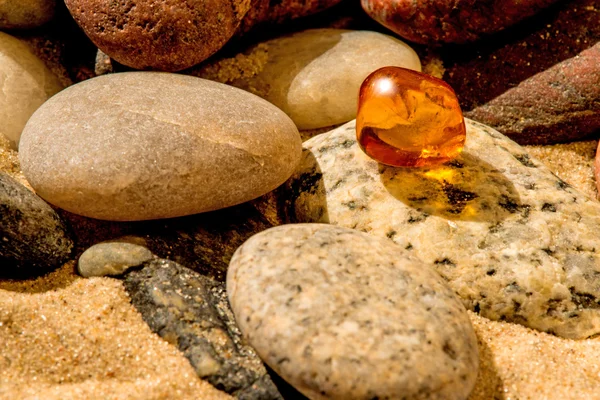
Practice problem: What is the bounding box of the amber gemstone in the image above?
[356,66,466,167]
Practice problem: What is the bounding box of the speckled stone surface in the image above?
[278,119,600,339]
[124,259,283,399]
[77,237,153,278]
[0,172,73,277]
[19,72,302,221]
[228,223,479,400]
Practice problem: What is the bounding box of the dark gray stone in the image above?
[123,259,283,399]
[0,173,73,277]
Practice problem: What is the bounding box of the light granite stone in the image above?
[209,29,421,130]
[0,0,55,29]
[278,119,600,339]
[227,223,479,400]
[78,237,154,278]
[0,32,64,148]
[19,72,302,221]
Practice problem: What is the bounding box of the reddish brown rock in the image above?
[443,0,600,111]
[466,43,600,145]
[361,0,560,44]
[65,0,343,72]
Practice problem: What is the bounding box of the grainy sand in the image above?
[2,35,600,399]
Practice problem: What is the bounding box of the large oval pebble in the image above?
[228,223,479,400]
[207,29,421,130]
[0,32,64,148]
[19,72,302,221]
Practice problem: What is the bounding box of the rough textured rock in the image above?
[443,0,600,111]
[277,119,600,339]
[0,0,56,29]
[123,259,283,399]
[228,223,479,400]
[466,42,600,145]
[237,0,344,34]
[65,0,343,71]
[0,31,64,149]
[205,29,420,130]
[19,72,302,221]
[64,0,251,71]
[361,0,560,44]
[0,172,73,277]
[77,237,153,277]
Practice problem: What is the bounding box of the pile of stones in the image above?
[1,0,600,398]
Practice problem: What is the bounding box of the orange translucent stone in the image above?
[356,66,466,167]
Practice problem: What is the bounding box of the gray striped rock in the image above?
[228,223,478,400]
[278,119,600,339]
[0,172,73,277]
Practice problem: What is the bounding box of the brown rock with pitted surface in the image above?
[361,0,560,44]
[64,0,252,71]
[65,0,343,72]
[466,43,600,145]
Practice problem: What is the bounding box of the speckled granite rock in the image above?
[0,172,73,277]
[278,119,600,339]
[0,0,56,29]
[0,32,64,148]
[466,42,600,145]
[228,223,479,400]
[206,29,420,130]
[361,0,560,44]
[78,237,153,278]
[123,259,283,399]
[19,72,302,221]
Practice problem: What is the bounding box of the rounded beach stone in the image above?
[0,31,64,149]
[228,223,479,400]
[0,172,73,277]
[19,72,302,221]
[0,0,56,29]
[222,29,421,130]
[361,0,560,44]
[64,0,252,71]
[78,237,153,278]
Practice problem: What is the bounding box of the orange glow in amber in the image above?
[356,66,466,167]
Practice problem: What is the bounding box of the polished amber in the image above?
[356,66,466,167]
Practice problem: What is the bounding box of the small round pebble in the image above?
[228,223,479,400]
[0,172,73,276]
[78,237,153,278]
